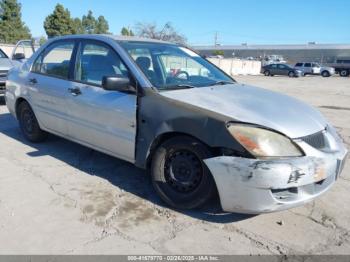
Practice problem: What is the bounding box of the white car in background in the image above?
[0,49,12,95]
[0,40,36,96]
[295,62,335,77]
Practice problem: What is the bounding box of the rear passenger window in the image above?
[295,63,303,67]
[33,42,74,79]
[304,63,311,67]
[75,42,128,86]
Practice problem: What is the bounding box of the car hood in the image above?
[159,84,327,139]
[0,58,13,70]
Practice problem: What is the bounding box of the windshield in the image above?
[118,41,235,90]
[0,49,8,59]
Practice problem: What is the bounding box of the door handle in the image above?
[68,87,82,96]
[29,78,38,84]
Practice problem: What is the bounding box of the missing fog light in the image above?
[271,187,299,201]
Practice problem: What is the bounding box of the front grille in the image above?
[0,70,8,77]
[300,130,326,149]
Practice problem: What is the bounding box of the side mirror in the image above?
[12,53,26,60]
[102,76,133,92]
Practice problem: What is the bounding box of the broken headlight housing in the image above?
[227,124,304,158]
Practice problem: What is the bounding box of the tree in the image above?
[39,36,47,46]
[121,27,134,36]
[81,11,109,34]
[213,50,225,56]
[95,15,109,34]
[72,18,84,34]
[135,22,186,44]
[0,0,31,44]
[43,6,110,37]
[44,4,75,38]
[82,10,96,34]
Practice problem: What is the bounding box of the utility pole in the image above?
[214,31,218,46]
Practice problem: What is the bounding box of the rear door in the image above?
[270,64,278,75]
[65,40,137,162]
[28,40,76,135]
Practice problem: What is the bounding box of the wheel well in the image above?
[15,97,27,119]
[146,132,215,169]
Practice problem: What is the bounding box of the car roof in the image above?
[46,34,174,45]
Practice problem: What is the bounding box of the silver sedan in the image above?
[5,35,348,214]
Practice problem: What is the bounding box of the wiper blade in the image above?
[162,84,198,90]
[208,80,235,86]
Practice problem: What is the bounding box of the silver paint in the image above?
[5,34,348,214]
[204,126,348,213]
[160,84,328,139]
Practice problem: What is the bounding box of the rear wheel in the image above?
[264,70,271,76]
[151,136,216,210]
[18,101,48,143]
[340,70,349,77]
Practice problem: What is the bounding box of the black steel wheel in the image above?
[18,101,48,142]
[164,149,203,193]
[151,136,216,210]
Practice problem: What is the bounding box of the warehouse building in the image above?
[194,43,350,64]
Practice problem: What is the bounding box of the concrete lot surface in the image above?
[0,75,349,255]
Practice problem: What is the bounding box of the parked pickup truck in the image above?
[326,59,350,77]
[294,62,335,77]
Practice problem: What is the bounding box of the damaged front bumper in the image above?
[204,127,348,214]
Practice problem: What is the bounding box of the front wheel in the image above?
[18,101,48,143]
[151,136,216,210]
[288,71,296,78]
[322,71,330,77]
[264,70,271,76]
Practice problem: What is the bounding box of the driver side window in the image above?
[129,48,157,85]
[74,41,128,86]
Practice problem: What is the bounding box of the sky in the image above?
[19,0,350,46]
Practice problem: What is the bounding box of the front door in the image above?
[65,40,137,163]
[304,63,312,74]
[277,64,288,75]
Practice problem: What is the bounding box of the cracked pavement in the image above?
[0,75,349,255]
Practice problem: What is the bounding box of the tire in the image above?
[322,71,330,77]
[151,136,216,210]
[18,101,48,143]
[264,70,270,76]
[288,71,295,78]
[340,70,349,77]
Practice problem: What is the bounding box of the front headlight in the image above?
[227,124,303,158]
